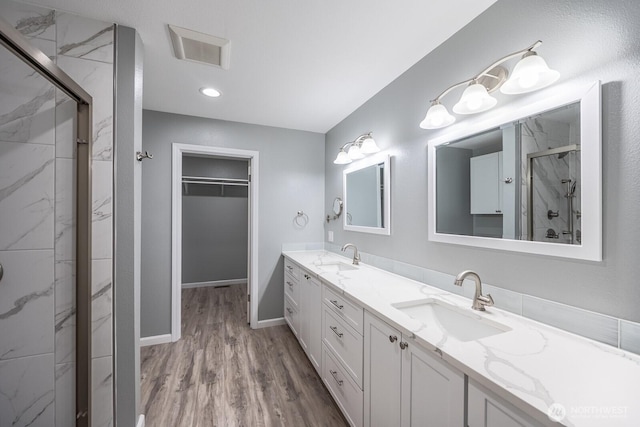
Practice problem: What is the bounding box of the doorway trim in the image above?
[171,143,259,340]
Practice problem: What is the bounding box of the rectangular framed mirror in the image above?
[343,154,391,235]
[427,81,601,261]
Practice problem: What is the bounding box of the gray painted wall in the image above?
[141,111,325,337]
[182,156,249,283]
[325,0,640,322]
[435,147,472,235]
[113,25,143,426]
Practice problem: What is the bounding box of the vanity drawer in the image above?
[323,307,363,389]
[323,344,363,427]
[284,296,299,338]
[323,284,364,334]
[284,274,299,307]
[284,259,300,281]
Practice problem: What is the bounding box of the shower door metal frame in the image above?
[526,144,580,241]
[0,17,94,427]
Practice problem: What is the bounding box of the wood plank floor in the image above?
[141,285,349,427]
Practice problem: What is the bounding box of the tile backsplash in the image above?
[283,243,640,357]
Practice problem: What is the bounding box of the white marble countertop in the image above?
[282,250,640,427]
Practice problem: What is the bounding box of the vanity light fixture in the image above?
[419,40,560,130]
[333,132,380,165]
[199,87,221,98]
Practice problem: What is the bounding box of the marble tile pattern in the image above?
[56,12,114,64]
[92,356,113,427]
[519,117,581,244]
[284,249,640,426]
[56,56,114,160]
[55,362,75,427]
[0,143,55,250]
[0,1,115,426]
[55,260,75,364]
[0,353,55,427]
[92,259,113,359]
[0,250,54,361]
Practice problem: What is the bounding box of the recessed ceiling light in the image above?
[200,87,221,98]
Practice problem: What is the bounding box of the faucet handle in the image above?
[478,293,494,307]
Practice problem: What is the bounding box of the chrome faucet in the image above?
[341,243,361,265]
[454,270,494,311]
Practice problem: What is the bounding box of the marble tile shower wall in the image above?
[0,2,114,426]
[301,243,640,357]
[520,117,581,243]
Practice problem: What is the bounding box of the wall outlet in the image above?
[328,231,334,242]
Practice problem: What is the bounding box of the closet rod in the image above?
[182,175,249,183]
[182,180,248,187]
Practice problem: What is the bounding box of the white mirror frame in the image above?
[427,81,602,261]
[343,153,391,235]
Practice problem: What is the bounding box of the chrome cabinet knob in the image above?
[399,341,409,350]
[389,335,397,343]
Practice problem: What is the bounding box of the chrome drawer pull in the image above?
[329,370,343,386]
[287,281,294,287]
[389,335,397,343]
[330,326,343,338]
[286,308,293,314]
[286,265,293,270]
[329,300,344,310]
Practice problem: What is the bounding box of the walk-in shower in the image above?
[0,15,93,427]
[527,144,581,244]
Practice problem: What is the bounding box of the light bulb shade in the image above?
[453,83,497,115]
[360,136,380,154]
[347,144,364,160]
[333,150,352,164]
[500,53,560,94]
[420,103,456,129]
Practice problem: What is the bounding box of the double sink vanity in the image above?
[282,249,640,427]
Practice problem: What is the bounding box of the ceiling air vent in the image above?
[168,24,230,70]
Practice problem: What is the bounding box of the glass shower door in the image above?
[527,146,581,244]
[0,23,88,426]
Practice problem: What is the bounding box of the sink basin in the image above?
[392,298,510,342]
[317,262,358,272]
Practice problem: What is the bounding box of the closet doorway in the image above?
[171,144,259,340]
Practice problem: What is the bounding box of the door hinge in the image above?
[76,138,88,144]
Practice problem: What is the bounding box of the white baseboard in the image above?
[140,334,172,347]
[136,414,145,427]
[255,317,286,329]
[182,278,247,289]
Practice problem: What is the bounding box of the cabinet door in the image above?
[364,312,402,427]
[470,152,503,214]
[299,272,311,353]
[468,380,543,427]
[307,275,322,372]
[400,339,464,427]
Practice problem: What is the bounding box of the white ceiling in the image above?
[26,0,497,133]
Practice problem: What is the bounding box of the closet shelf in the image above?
[182,175,249,186]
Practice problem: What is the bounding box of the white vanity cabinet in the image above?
[322,283,365,427]
[364,312,464,427]
[468,380,544,427]
[470,151,503,214]
[283,258,322,373]
[283,260,300,337]
[300,272,322,373]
